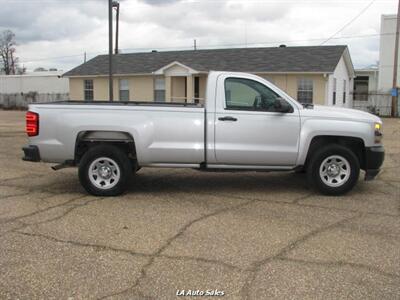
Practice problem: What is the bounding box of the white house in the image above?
[325,52,355,108]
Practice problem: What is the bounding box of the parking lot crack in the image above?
[0,174,46,184]
[99,198,258,299]
[0,191,32,201]
[240,213,361,299]
[0,194,89,225]
[276,257,400,279]
[13,230,152,258]
[158,199,257,255]
[159,254,244,271]
[22,197,107,227]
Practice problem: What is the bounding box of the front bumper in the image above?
[364,146,384,180]
[22,145,41,162]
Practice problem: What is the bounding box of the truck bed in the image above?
[28,101,206,165]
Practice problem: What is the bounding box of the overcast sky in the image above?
[0,0,397,72]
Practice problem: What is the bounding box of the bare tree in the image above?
[0,30,20,75]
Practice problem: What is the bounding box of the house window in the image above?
[119,79,129,101]
[343,80,346,104]
[333,78,337,105]
[84,79,93,101]
[154,78,165,102]
[353,76,369,101]
[297,78,313,103]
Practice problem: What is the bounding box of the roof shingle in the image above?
[63,45,347,77]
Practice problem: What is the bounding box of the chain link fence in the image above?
[0,92,69,109]
[351,92,395,117]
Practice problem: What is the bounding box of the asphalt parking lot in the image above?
[0,110,399,299]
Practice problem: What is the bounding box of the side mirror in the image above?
[274,98,292,113]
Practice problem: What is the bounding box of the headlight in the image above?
[374,122,383,143]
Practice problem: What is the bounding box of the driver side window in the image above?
[224,77,282,112]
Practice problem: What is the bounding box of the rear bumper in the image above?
[364,146,384,181]
[22,145,41,162]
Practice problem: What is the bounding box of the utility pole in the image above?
[391,0,400,117]
[113,1,120,54]
[194,39,197,50]
[108,0,113,101]
[84,51,86,63]
[244,22,248,48]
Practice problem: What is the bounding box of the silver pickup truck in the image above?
[22,71,384,196]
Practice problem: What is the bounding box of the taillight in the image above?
[26,111,39,137]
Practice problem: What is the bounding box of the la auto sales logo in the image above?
[176,289,225,297]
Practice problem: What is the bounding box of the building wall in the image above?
[327,56,352,108]
[129,76,154,101]
[258,73,327,105]
[69,76,154,101]
[69,78,84,100]
[94,77,110,100]
[69,77,112,100]
[198,75,207,102]
[0,71,69,108]
[171,77,186,102]
[92,77,120,100]
[365,70,379,92]
[378,14,399,92]
[0,72,69,94]
[69,73,331,105]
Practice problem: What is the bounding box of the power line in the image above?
[321,0,376,45]
[19,32,393,64]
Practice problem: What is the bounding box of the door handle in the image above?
[218,116,237,121]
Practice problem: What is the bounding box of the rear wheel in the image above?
[78,145,132,196]
[307,144,360,195]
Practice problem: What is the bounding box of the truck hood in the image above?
[300,105,382,124]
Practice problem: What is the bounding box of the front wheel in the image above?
[307,144,360,195]
[78,145,133,196]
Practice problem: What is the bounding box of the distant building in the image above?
[63,45,355,108]
[352,67,390,115]
[372,14,400,116]
[378,14,398,93]
[0,71,69,108]
[354,67,379,101]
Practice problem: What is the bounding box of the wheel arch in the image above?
[301,135,366,170]
[74,130,137,164]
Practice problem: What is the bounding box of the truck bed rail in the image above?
[32,100,204,108]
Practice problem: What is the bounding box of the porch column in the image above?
[186,75,193,103]
[165,76,171,102]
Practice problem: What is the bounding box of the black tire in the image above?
[78,144,133,196]
[307,144,360,196]
[131,161,141,173]
[294,168,306,174]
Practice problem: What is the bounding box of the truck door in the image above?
[214,75,301,166]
